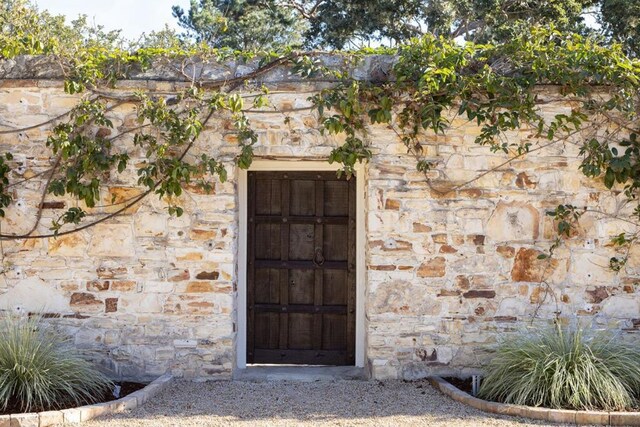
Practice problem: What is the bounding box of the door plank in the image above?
[254,260,348,269]
[346,177,356,364]
[247,172,256,363]
[253,349,348,365]
[313,179,324,352]
[279,178,290,351]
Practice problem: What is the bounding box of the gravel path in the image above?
[84,380,561,427]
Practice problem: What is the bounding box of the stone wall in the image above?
[0,57,638,380]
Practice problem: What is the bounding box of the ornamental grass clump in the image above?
[0,315,113,413]
[478,324,640,411]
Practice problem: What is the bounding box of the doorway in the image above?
[246,171,356,365]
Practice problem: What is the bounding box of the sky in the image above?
[34,0,192,40]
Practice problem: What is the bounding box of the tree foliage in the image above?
[0,0,125,58]
[172,0,305,50]
[600,0,640,57]
[172,0,599,49]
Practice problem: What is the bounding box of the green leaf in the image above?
[604,168,615,189]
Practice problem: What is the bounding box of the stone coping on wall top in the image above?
[0,54,396,83]
[428,376,640,426]
[0,373,173,427]
[0,55,621,93]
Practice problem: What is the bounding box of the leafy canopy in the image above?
[172,0,306,50]
[171,0,600,49]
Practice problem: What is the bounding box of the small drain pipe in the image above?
[471,375,481,397]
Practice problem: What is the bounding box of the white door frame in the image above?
[236,159,366,369]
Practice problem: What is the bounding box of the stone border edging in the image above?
[0,374,173,427]
[428,376,640,426]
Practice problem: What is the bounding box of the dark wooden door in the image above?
[247,171,356,365]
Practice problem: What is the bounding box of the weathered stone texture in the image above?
[0,70,638,381]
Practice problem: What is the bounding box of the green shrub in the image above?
[478,324,640,411]
[0,314,113,413]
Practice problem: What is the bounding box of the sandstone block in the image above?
[104,187,143,214]
[167,269,190,282]
[70,292,103,310]
[176,251,204,261]
[134,212,167,237]
[9,413,38,427]
[412,223,432,233]
[87,280,109,291]
[496,245,515,258]
[111,280,136,292]
[439,244,457,254]
[601,296,640,319]
[384,199,401,210]
[585,286,610,303]
[575,411,609,425]
[511,248,560,282]
[195,271,220,280]
[0,278,69,312]
[189,229,218,240]
[462,290,495,299]
[547,409,577,424]
[105,298,118,313]
[88,224,135,257]
[610,412,640,426]
[37,411,63,426]
[97,265,128,278]
[417,257,446,277]
[79,403,111,422]
[119,294,164,313]
[570,252,616,285]
[47,233,88,257]
[487,201,540,242]
[185,281,214,293]
[515,172,537,189]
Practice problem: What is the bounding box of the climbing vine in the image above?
[0,25,638,278]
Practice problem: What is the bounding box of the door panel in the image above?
[254,224,281,260]
[323,270,347,305]
[323,224,348,261]
[254,268,281,304]
[289,224,315,260]
[324,181,349,216]
[288,269,315,304]
[247,171,356,365]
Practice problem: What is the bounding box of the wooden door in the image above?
[247,171,356,365]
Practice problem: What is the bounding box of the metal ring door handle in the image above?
[313,247,325,267]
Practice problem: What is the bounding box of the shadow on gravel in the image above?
[86,380,547,426]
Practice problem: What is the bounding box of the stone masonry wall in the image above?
[0,57,638,380]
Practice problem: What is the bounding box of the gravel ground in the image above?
[83,380,562,427]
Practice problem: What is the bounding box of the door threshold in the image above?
[233,365,367,382]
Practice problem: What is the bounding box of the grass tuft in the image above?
[0,314,113,413]
[478,324,640,411]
